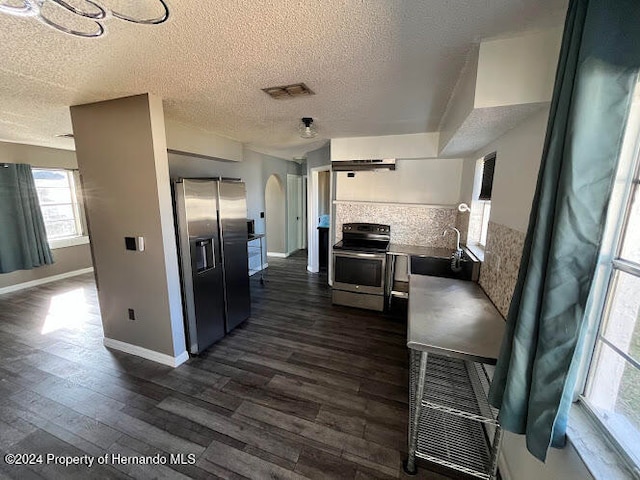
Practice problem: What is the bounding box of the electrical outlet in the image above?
[128,308,135,321]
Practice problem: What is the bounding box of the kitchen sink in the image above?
[410,250,480,281]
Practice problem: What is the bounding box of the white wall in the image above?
[0,141,93,290]
[475,29,562,109]
[439,29,561,158]
[331,133,439,161]
[336,158,463,205]
[460,108,550,233]
[438,47,479,152]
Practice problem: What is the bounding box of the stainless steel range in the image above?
[332,223,390,311]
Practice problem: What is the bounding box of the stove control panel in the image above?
[342,223,390,234]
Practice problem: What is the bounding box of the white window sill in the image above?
[465,243,485,262]
[482,365,638,480]
[49,236,90,250]
[567,403,640,480]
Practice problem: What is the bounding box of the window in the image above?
[32,169,85,243]
[580,86,640,469]
[468,153,496,249]
[479,201,491,246]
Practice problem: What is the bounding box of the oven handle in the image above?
[333,251,386,259]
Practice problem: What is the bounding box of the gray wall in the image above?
[71,94,186,360]
[168,147,301,267]
[0,141,93,290]
[265,175,286,253]
[318,171,331,216]
[301,143,332,273]
[305,143,331,172]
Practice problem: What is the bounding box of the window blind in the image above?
[479,152,496,201]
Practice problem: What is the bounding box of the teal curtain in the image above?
[488,0,640,462]
[0,163,54,273]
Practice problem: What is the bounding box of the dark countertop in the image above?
[247,233,265,241]
[407,275,505,364]
[388,244,454,258]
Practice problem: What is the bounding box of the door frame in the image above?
[307,165,332,273]
[286,174,303,256]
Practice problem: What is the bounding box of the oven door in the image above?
[333,250,386,295]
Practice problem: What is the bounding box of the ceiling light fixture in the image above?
[299,117,317,139]
[0,0,169,38]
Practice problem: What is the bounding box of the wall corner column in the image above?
[71,93,187,366]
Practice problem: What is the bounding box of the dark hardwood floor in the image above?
[0,252,452,480]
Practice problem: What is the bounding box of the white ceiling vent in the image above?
[262,83,315,99]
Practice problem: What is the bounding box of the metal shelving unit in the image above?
[247,233,266,284]
[405,351,503,480]
[386,252,410,309]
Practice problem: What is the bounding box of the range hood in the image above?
[331,158,396,172]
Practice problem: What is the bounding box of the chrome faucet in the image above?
[442,226,462,253]
[443,226,464,273]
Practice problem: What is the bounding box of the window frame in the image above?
[467,153,496,257]
[32,167,88,248]
[574,86,640,474]
[479,152,496,201]
[478,200,491,247]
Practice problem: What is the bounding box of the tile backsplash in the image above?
[335,202,458,248]
[455,210,470,245]
[478,221,526,317]
[335,202,527,318]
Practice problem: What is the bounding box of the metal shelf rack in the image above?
[247,233,266,285]
[405,351,503,480]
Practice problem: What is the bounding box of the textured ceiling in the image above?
[0,0,567,160]
[440,103,548,158]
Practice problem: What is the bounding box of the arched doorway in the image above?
[265,174,286,256]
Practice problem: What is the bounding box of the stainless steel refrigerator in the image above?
[172,178,251,354]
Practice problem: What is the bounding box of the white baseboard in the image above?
[0,267,94,295]
[267,252,288,258]
[103,337,189,368]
